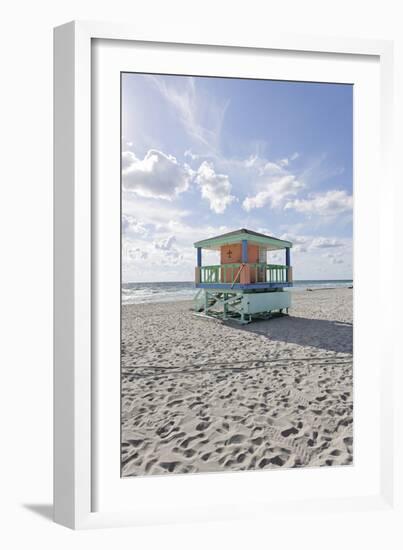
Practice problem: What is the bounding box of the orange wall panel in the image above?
[220,243,242,264]
[220,243,260,264]
[247,244,259,263]
[219,242,266,283]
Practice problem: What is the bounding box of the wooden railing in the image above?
[199,263,291,284]
[265,264,289,283]
[200,264,221,283]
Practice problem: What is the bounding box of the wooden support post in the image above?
[240,264,251,284]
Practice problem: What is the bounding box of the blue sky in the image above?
[122,73,353,282]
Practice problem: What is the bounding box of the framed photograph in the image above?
[54,21,397,529]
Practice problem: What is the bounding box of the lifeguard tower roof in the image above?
[193,228,292,250]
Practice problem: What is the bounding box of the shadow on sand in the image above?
[231,315,353,355]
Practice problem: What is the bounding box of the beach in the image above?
[121,288,353,476]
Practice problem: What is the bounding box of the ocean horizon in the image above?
[122,279,353,305]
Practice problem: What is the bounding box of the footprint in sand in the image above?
[227,434,246,445]
[159,461,180,473]
[251,436,263,445]
[196,421,210,431]
[258,456,284,468]
[180,433,204,449]
[184,449,196,458]
[145,459,157,473]
[281,427,299,437]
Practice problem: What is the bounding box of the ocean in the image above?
[122,280,353,305]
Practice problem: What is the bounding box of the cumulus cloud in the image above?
[184,150,200,161]
[195,161,236,214]
[122,214,148,238]
[280,233,310,253]
[293,244,308,253]
[126,247,148,261]
[152,235,183,262]
[269,251,283,263]
[122,151,136,170]
[280,233,346,254]
[122,149,192,200]
[257,227,274,236]
[324,252,344,264]
[243,175,304,211]
[277,153,299,167]
[310,237,343,249]
[243,154,259,169]
[154,235,177,251]
[285,189,353,216]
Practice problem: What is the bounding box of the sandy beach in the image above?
[121,288,353,476]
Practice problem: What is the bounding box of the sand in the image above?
[121,288,353,476]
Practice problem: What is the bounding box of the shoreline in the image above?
[122,284,353,306]
[121,288,353,476]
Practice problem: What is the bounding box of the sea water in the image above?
[122,280,353,305]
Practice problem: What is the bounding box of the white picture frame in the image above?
[54,20,398,530]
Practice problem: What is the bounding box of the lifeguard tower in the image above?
[193,228,293,323]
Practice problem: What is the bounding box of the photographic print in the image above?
[121,73,353,477]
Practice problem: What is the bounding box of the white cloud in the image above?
[243,175,304,211]
[286,235,308,246]
[285,189,353,216]
[280,233,310,253]
[293,244,308,253]
[152,235,184,262]
[257,227,274,236]
[124,247,149,261]
[243,154,259,168]
[310,237,343,249]
[280,233,346,254]
[123,197,190,228]
[122,149,192,200]
[184,150,200,161]
[324,252,344,264]
[122,151,136,170]
[122,214,148,238]
[154,235,177,251]
[166,221,235,250]
[277,152,299,167]
[259,161,284,176]
[269,251,283,263]
[195,161,236,214]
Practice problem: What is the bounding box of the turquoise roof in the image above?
[193,228,292,250]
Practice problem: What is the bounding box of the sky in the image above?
[121,73,353,282]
